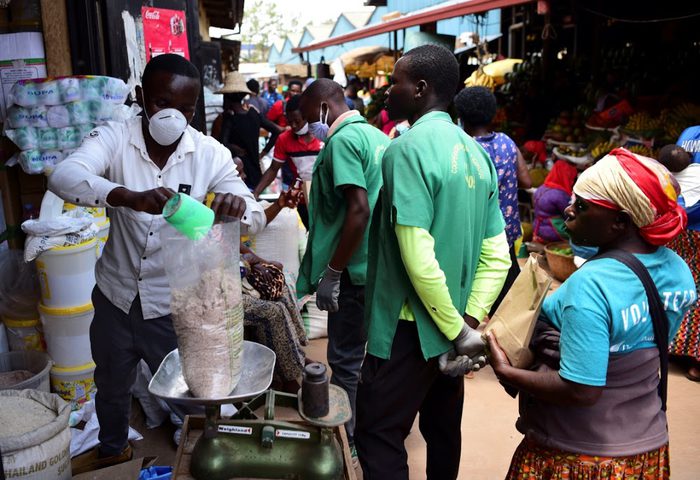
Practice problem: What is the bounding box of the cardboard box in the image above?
[72,456,157,480]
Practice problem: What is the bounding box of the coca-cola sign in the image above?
[141,7,189,60]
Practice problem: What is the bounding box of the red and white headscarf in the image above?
[573,147,687,246]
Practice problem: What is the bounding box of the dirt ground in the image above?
[128,337,700,479]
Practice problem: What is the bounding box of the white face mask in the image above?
[141,91,189,146]
[294,122,309,136]
[308,103,330,141]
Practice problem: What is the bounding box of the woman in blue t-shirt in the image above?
[488,148,695,480]
[455,86,531,315]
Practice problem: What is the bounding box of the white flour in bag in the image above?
[170,267,243,398]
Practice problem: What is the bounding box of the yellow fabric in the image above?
[465,231,511,320]
[395,226,511,339]
[395,225,464,340]
[573,154,658,228]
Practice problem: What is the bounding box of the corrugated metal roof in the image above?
[342,10,375,28]
[294,0,532,53]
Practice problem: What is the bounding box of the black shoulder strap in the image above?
[593,250,669,411]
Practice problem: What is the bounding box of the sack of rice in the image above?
[0,389,71,479]
[162,220,244,399]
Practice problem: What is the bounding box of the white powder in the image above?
[171,267,243,398]
[0,396,55,438]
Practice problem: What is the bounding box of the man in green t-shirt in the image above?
[355,45,511,479]
[296,79,389,450]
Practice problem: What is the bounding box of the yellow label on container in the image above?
[51,376,96,410]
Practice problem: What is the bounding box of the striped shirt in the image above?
[273,129,323,181]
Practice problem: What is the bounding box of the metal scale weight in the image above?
[148,341,352,480]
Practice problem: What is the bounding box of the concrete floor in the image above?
[127,337,700,479]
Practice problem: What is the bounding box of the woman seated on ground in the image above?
[488,148,696,480]
[532,159,581,243]
[240,245,307,393]
[231,157,308,393]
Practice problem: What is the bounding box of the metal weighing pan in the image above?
[148,341,276,406]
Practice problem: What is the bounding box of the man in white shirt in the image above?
[48,54,264,473]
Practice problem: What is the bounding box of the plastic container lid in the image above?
[2,317,40,328]
[51,361,96,374]
[38,302,93,317]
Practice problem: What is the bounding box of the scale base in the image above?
[189,391,346,480]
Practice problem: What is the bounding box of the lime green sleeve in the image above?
[465,231,511,320]
[395,225,464,341]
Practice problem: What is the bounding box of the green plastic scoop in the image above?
[163,193,215,240]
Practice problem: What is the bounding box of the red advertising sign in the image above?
[141,7,189,60]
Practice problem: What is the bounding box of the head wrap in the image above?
[524,140,547,164]
[573,147,687,246]
[544,160,578,196]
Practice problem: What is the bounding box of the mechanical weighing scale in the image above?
[148,341,352,480]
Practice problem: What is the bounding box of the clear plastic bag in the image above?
[161,220,243,399]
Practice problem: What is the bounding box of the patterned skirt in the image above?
[505,439,670,480]
[243,285,308,381]
[668,229,700,361]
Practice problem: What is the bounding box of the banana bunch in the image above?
[627,144,653,158]
[591,141,618,160]
[465,68,496,91]
[663,103,700,140]
[624,112,660,134]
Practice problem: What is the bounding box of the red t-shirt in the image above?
[273,129,323,181]
[267,99,287,128]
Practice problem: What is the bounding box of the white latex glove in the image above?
[316,265,342,312]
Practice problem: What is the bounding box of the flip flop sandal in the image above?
[685,367,700,382]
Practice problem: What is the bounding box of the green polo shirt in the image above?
[297,114,389,296]
[365,111,505,360]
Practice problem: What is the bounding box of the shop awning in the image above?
[292,0,533,54]
[201,0,245,30]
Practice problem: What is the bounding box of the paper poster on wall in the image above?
[141,7,189,61]
[0,32,47,122]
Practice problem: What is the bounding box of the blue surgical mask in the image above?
[308,103,329,141]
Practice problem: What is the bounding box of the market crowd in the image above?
[48,44,700,479]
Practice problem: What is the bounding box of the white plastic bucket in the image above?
[38,303,93,368]
[36,238,97,308]
[2,317,46,352]
[0,351,52,392]
[96,218,110,257]
[50,361,96,410]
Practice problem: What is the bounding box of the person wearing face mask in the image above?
[296,78,390,457]
[48,54,266,473]
[267,79,303,129]
[252,95,322,229]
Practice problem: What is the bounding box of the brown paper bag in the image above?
[483,253,552,368]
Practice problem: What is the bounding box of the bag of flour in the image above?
[161,219,244,398]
